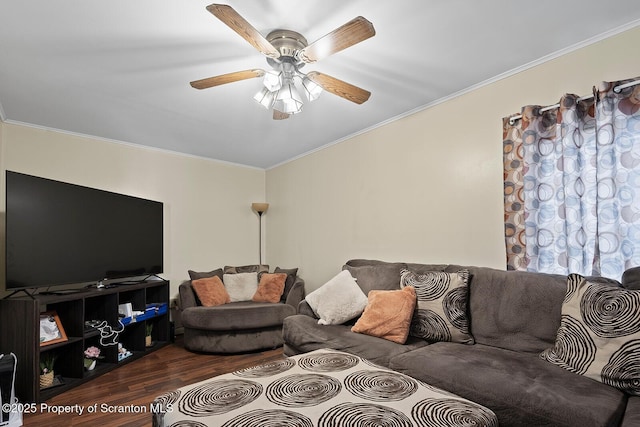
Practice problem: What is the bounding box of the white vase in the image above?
[85,359,96,371]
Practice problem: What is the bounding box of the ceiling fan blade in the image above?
[190,69,265,90]
[306,71,371,105]
[298,16,375,63]
[273,110,290,120]
[206,4,280,59]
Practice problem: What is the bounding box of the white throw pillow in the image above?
[223,272,259,302]
[305,270,368,325]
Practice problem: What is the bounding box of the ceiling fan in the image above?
[190,4,375,120]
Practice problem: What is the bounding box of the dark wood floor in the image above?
[22,336,286,427]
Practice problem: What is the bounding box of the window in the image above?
[502,77,640,280]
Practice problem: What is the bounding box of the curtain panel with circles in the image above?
[502,76,640,280]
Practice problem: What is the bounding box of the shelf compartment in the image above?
[0,279,170,403]
[85,294,119,328]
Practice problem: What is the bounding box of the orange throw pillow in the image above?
[253,273,287,303]
[191,276,230,307]
[351,286,416,344]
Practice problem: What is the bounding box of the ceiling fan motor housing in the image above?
[266,29,308,68]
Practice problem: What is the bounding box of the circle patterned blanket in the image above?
[152,348,497,426]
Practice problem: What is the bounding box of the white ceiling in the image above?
[1,1,640,169]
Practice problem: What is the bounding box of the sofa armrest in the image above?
[297,299,318,319]
[178,280,198,309]
[285,278,305,312]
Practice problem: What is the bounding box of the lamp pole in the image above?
[251,203,269,265]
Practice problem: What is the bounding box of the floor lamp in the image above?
[252,202,269,265]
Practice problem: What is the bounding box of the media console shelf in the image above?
[0,280,170,403]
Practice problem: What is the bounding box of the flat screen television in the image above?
[5,171,164,290]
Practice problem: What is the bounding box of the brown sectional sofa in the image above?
[282,259,640,427]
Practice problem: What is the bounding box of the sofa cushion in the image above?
[182,301,295,330]
[282,314,429,367]
[297,300,317,318]
[405,263,449,274]
[223,272,259,302]
[252,273,287,303]
[191,276,230,307]
[351,287,416,344]
[540,273,640,395]
[343,262,405,294]
[447,265,567,353]
[305,270,368,325]
[400,269,474,344]
[274,267,298,301]
[622,396,640,427]
[343,259,449,293]
[223,264,269,274]
[623,266,640,290]
[188,268,223,281]
[344,259,407,268]
[389,342,627,427]
[284,277,305,309]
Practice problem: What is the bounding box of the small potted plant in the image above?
[145,323,153,347]
[39,353,56,388]
[83,346,102,371]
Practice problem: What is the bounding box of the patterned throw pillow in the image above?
[540,274,640,395]
[400,269,474,344]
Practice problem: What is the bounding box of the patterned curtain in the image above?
[503,114,527,271]
[503,77,640,280]
[594,80,640,278]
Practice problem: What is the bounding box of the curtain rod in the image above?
[508,79,640,125]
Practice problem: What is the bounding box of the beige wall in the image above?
[266,26,640,292]
[1,26,639,297]
[0,122,266,299]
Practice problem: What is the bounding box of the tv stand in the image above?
[0,280,170,403]
[2,289,36,300]
[38,289,88,296]
[110,275,165,286]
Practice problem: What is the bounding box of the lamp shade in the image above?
[263,71,282,92]
[301,76,322,101]
[253,87,276,109]
[273,82,303,114]
[252,202,269,214]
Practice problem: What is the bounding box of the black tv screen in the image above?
[5,171,163,290]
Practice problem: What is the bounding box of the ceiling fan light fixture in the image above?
[263,71,282,91]
[273,82,303,114]
[253,87,276,109]
[193,5,375,120]
[300,75,323,101]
